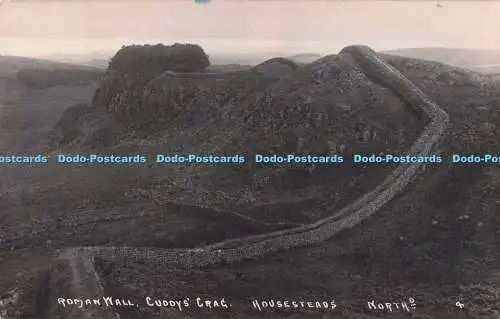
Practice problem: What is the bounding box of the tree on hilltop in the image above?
[108,43,210,74]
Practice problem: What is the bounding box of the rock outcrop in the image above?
[91,43,210,115]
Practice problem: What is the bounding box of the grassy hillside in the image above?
[0,55,103,76]
[15,68,102,89]
[0,55,103,92]
[1,45,500,318]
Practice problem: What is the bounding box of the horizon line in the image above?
[4,45,500,60]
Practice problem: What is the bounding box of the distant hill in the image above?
[286,53,323,64]
[37,51,323,69]
[0,55,104,91]
[384,47,500,72]
[59,58,110,69]
[468,64,500,74]
[0,55,102,73]
[209,52,322,67]
[41,51,113,67]
[209,52,295,66]
[253,57,298,78]
[83,58,109,68]
[208,64,251,73]
[15,67,103,89]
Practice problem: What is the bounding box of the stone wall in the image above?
[66,45,450,271]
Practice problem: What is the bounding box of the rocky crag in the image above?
[91,43,210,114]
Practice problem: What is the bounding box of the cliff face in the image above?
[91,43,210,115]
[94,56,297,128]
[52,53,296,148]
[139,70,277,130]
[91,68,145,114]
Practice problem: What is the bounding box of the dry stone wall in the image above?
[62,45,449,268]
[56,45,450,314]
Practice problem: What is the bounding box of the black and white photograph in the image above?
[0,0,500,318]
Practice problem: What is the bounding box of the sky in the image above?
[0,1,499,57]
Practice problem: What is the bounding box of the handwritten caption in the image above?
[57,296,339,312]
[367,298,417,312]
[251,299,337,311]
[57,296,417,313]
[57,296,229,311]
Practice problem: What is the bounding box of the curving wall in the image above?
[73,45,449,268]
[24,45,450,317]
